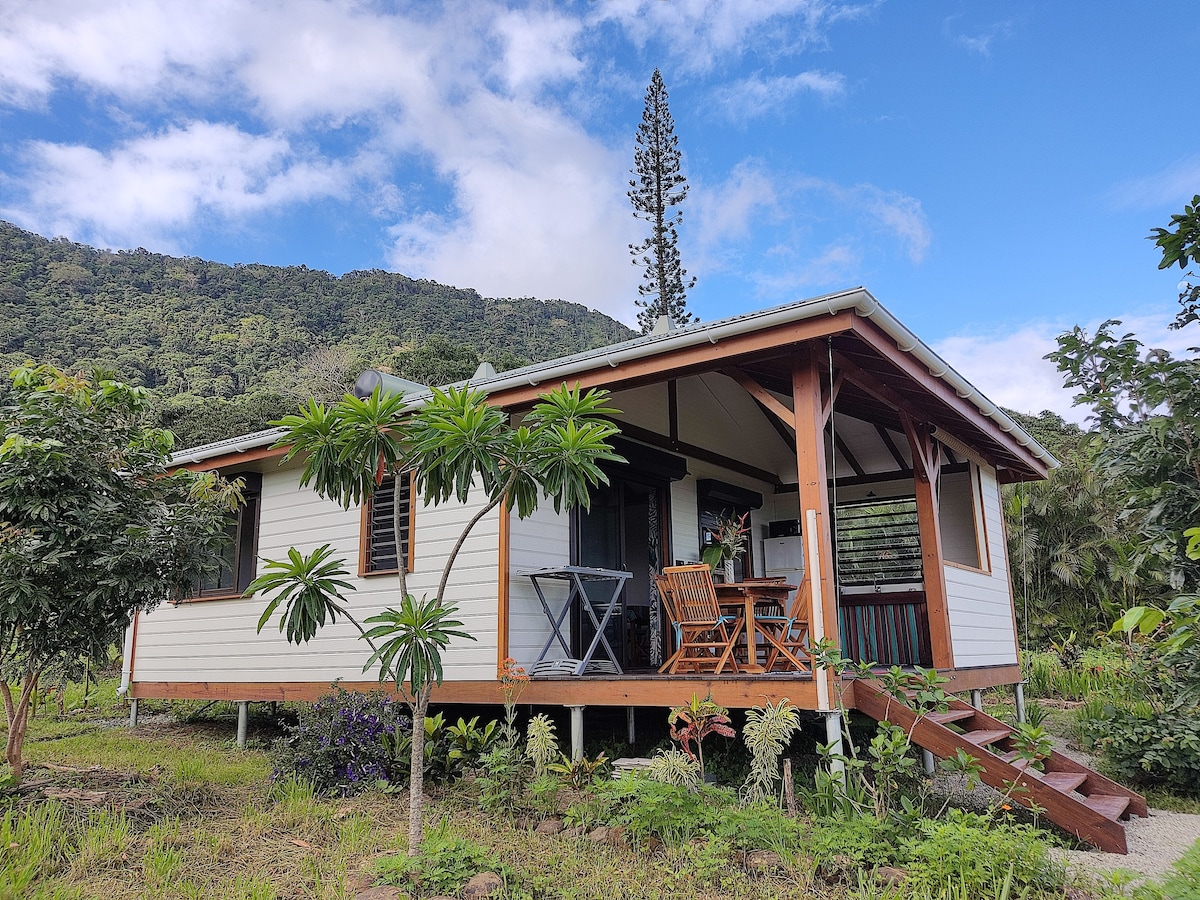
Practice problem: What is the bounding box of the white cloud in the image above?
[383,91,641,321]
[1108,156,1200,212]
[713,70,845,122]
[794,177,932,263]
[693,161,779,249]
[590,0,872,73]
[933,308,1196,423]
[3,122,351,246]
[0,0,896,322]
[861,188,931,263]
[942,15,1015,58]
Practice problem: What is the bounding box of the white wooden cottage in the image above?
[124,288,1054,716]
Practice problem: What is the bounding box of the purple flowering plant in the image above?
[272,683,410,796]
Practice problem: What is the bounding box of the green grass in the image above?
[0,676,1192,899]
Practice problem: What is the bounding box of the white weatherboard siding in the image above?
[133,463,501,686]
[944,466,1019,667]
[507,502,572,669]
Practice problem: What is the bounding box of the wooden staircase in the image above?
[853,679,1147,854]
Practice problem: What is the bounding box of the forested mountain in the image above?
[0,221,634,446]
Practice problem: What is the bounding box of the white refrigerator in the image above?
[763,534,805,598]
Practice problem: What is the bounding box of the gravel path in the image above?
[1053,807,1200,881]
[1045,738,1200,882]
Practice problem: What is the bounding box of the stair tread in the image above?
[1040,772,1088,792]
[997,751,1037,771]
[927,709,977,725]
[1084,795,1131,821]
[961,728,1012,747]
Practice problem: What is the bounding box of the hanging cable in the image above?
[827,338,841,602]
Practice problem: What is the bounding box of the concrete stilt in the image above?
[970,689,984,711]
[567,705,586,761]
[128,698,139,728]
[1014,682,1027,724]
[236,701,249,748]
[824,711,845,781]
[626,707,636,746]
[922,748,935,776]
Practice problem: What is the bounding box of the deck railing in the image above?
[838,590,933,667]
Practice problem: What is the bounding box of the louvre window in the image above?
[834,497,923,588]
[363,472,413,574]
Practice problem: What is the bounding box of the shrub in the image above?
[1084,707,1200,794]
[580,776,731,846]
[804,813,901,869]
[270,685,409,795]
[375,818,518,896]
[898,810,1064,896]
[644,748,701,789]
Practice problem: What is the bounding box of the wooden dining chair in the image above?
[654,574,683,674]
[754,575,813,673]
[662,564,742,675]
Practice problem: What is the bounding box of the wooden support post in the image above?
[902,414,955,669]
[568,705,585,762]
[128,698,139,729]
[237,701,249,748]
[782,758,797,816]
[792,351,839,688]
[626,707,636,746]
[1014,682,1027,723]
[970,689,983,711]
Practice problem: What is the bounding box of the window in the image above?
[361,471,414,575]
[193,472,262,599]
[938,463,988,571]
[834,497,923,587]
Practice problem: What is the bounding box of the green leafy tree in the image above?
[1003,410,1168,646]
[628,69,696,334]
[1049,199,1200,595]
[1153,193,1200,329]
[248,382,622,850]
[0,365,238,780]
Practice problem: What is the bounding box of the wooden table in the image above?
[715,581,796,673]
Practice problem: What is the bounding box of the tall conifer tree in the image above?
[628,69,696,333]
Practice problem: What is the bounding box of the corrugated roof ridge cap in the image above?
[170,427,288,465]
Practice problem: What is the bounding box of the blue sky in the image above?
[1,1,1197,418]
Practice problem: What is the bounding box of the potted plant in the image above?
[701,511,750,582]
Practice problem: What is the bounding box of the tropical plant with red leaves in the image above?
[668,692,735,780]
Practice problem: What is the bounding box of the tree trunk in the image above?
[2,672,39,783]
[407,687,431,853]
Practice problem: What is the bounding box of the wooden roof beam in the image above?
[724,367,795,429]
[875,424,912,475]
[848,317,1049,478]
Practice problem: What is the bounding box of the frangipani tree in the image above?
[247,381,622,850]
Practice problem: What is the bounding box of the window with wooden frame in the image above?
[192,472,262,600]
[360,471,415,576]
[938,462,989,572]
